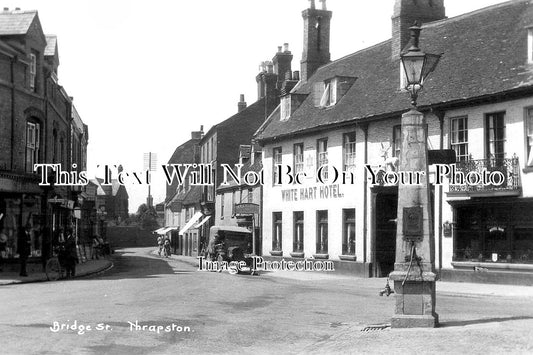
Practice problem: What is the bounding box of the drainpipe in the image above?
[360,123,369,275]
[436,110,445,275]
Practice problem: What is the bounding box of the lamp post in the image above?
[389,22,441,328]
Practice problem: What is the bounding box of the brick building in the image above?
[255,0,533,284]
[163,128,204,255]
[0,8,88,261]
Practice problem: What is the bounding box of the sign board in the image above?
[403,206,423,242]
[428,149,456,165]
[234,203,259,215]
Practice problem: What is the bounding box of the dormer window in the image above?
[320,79,337,107]
[314,76,356,108]
[280,95,291,121]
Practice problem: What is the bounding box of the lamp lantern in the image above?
[400,22,441,107]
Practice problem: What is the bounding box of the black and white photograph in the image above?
[1,0,533,354]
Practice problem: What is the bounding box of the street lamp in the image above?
[400,22,441,107]
[390,22,441,328]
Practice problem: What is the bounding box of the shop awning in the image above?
[179,211,203,235]
[194,215,211,229]
[153,226,178,235]
[153,227,167,234]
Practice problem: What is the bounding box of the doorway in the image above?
[373,188,398,277]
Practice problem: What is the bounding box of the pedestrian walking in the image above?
[17,224,32,276]
[64,228,78,278]
[157,235,163,256]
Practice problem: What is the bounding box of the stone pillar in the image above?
[389,108,438,328]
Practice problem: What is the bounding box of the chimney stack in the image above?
[391,0,445,60]
[191,126,204,140]
[238,94,247,112]
[301,0,332,82]
[273,43,293,91]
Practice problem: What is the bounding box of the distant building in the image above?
[163,128,204,255]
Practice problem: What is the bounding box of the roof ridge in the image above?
[320,39,392,71]
[423,0,527,28]
[0,9,38,14]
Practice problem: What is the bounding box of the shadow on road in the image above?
[439,315,533,328]
[94,249,194,281]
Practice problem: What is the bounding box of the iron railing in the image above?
[449,155,520,193]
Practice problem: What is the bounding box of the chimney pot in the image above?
[200,125,204,132]
[277,46,282,53]
[293,71,300,81]
[15,7,20,10]
[238,94,247,112]
[267,63,273,73]
[283,43,289,52]
[3,7,9,11]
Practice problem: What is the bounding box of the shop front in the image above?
[443,198,533,284]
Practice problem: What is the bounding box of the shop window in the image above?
[25,122,40,173]
[0,197,42,259]
[272,212,282,251]
[317,138,328,181]
[294,143,304,175]
[316,210,328,254]
[247,188,253,203]
[273,147,282,185]
[343,132,356,172]
[453,204,533,264]
[486,112,506,160]
[342,209,355,255]
[526,108,533,167]
[293,211,304,253]
[451,116,469,162]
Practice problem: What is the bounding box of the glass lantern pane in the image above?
[402,57,424,84]
[421,53,441,83]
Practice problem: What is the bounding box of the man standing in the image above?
[18,225,32,276]
[64,228,78,278]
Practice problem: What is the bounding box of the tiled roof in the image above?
[0,10,37,35]
[256,0,533,142]
[45,34,57,56]
[201,97,266,142]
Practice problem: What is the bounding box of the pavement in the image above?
[160,251,533,298]
[0,257,113,285]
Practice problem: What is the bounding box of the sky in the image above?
[8,0,507,213]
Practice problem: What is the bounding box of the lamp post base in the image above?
[389,268,438,328]
[391,314,438,328]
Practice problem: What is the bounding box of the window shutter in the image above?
[313,82,325,107]
[35,123,40,147]
[329,79,337,105]
[26,123,35,148]
[319,83,330,107]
